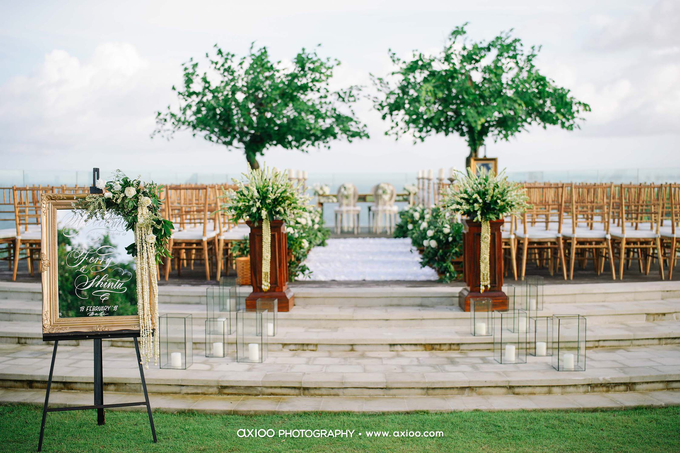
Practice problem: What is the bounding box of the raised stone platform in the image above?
[0,280,679,409]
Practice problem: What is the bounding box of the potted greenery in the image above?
[442,169,528,311]
[222,165,307,311]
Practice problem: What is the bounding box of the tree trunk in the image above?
[465,146,480,171]
[245,152,260,170]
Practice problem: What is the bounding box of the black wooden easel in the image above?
[37,331,157,452]
[38,169,157,451]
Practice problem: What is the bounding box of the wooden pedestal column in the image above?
[246,220,295,312]
[459,218,508,312]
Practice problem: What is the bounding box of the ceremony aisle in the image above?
[300,238,438,281]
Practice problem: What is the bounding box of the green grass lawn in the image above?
[1,403,679,452]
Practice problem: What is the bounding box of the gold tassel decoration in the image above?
[262,210,271,292]
[135,203,159,368]
[480,220,491,293]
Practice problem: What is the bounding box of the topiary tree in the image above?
[153,44,369,169]
[372,23,591,168]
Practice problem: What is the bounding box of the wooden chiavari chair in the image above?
[12,186,51,280]
[561,183,616,280]
[0,188,16,271]
[215,184,250,281]
[660,184,679,279]
[163,185,222,281]
[501,214,518,281]
[610,184,664,280]
[52,185,90,195]
[516,183,568,280]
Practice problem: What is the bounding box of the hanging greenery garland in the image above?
[74,170,174,367]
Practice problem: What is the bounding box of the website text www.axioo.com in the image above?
[236,429,444,439]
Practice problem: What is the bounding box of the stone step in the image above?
[293,282,680,307]
[3,388,679,413]
[1,318,678,351]
[2,298,679,328]
[0,343,679,397]
[3,281,680,307]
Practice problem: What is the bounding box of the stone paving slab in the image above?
[1,388,679,413]
[1,343,680,396]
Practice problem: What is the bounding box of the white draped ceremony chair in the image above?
[368,183,398,234]
[12,186,50,281]
[334,183,360,234]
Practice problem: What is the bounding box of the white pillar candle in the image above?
[475,322,487,336]
[536,341,547,356]
[267,322,274,337]
[170,352,182,368]
[438,168,445,179]
[288,169,295,179]
[296,170,302,179]
[563,353,575,370]
[449,167,456,178]
[518,316,527,333]
[504,344,516,362]
[418,170,423,179]
[427,169,434,179]
[212,342,224,357]
[248,343,260,362]
[302,170,308,179]
[529,298,537,311]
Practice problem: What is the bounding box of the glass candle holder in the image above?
[205,318,227,358]
[504,283,522,313]
[525,276,545,317]
[236,310,268,363]
[530,316,553,357]
[470,297,492,336]
[206,285,237,335]
[494,310,528,364]
[552,315,587,371]
[256,298,278,337]
[159,314,193,370]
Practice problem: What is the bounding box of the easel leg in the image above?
[134,338,157,443]
[93,338,104,425]
[38,341,58,452]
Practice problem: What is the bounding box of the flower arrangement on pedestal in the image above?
[312,183,331,197]
[441,169,528,291]
[222,165,308,291]
[73,170,174,367]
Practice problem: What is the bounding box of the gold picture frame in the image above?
[470,157,498,176]
[41,194,141,337]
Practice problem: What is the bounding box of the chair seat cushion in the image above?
[219,230,249,241]
[17,225,41,241]
[609,228,658,239]
[561,228,608,239]
[334,207,360,213]
[0,229,16,240]
[515,229,559,239]
[370,206,398,213]
[659,226,678,238]
[172,227,219,240]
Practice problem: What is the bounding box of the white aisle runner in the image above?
[300,238,438,281]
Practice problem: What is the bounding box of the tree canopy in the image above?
[153,44,369,169]
[372,24,591,165]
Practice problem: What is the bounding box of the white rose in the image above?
[423,239,429,247]
[413,212,420,220]
[427,229,434,237]
[95,179,106,190]
[420,222,427,230]
[146,234,156,243]
[104,192,112,199]
[407,224,413,230]
[124,187,136,198]
[141,196,152,207]
[298,217,307,225]
[430,240,437,248]
[112,182,121,192]
[301,239,309,249]
[443,227,451,234]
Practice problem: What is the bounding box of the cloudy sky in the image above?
[0,0,678,177]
